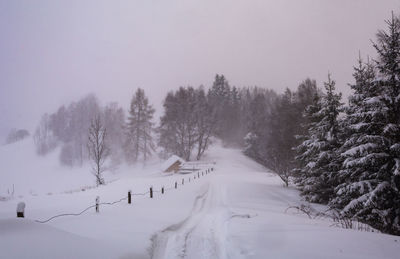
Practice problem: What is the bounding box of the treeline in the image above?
[34,94,125,167]
[245,14,400,235]
[33,92,152,167]
[158,77,278,160]
[33,75,280,167]
[5,128,30,145]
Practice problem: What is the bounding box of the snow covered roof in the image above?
[161,155,185,172]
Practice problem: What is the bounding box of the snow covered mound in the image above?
[0,137,95,197]
[0,219,121,259]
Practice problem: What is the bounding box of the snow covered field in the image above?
[0,139,399,259]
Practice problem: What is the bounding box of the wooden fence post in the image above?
[150,187,153,198]
[95,196,100,213]
[182,178,184,185]
[16,202,25,218]
[198,172,200,178]
[162,187,164,194]
[128,191,131,204]
[175,182,177,189]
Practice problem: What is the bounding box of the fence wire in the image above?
[34,167,213,224]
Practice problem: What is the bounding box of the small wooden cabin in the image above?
[162,155,185,173]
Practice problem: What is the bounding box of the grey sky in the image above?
[1,0,399,139]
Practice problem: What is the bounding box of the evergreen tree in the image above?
[294,74,343,202]
[125,88,155,163]
[334,14,400,235]
[375,15,400,207]
[293,92,322,192]
[224,86,242,145]
[208,74,232,143]
[331,57,392,226]
[158,92,180,158]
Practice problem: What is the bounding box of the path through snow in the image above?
[148,145,400,259]
[150,181,234,259]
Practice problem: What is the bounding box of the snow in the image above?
[16,202,25,213]
[349,122,368,131]
[1,140,399,258]
[0,138,97,197]
[394,158,400,176]
[342,143,377,157]
[0,218,122,259]
[365,96,381,105]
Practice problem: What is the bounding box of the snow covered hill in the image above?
[0,142,399,258]
[0,138,95,197]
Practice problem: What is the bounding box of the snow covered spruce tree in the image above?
[332,14,400,235]
[293,92,322,194]
[331,56,390,224]
[125,88,155,163]
[87,115,109,186]
[294,74,343,203]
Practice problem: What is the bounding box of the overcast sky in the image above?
[1,0,399,139]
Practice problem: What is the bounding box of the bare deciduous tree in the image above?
[87,116,109,186]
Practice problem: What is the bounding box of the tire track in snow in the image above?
[150,182,233,259]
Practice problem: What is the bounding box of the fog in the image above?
[1,0,399,138]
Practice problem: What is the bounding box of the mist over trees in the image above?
[5,128,29,145]
[34,113,57,156]
[125,88,155,163]
[103,103,125,167]
[244,80,319,186]
[30,12,400,235]
[157,79,277,161]
[34,94,125,167]
[208,75,243,146]
[159,87,210,160]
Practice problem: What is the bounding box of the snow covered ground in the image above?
[0,139,399,258]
